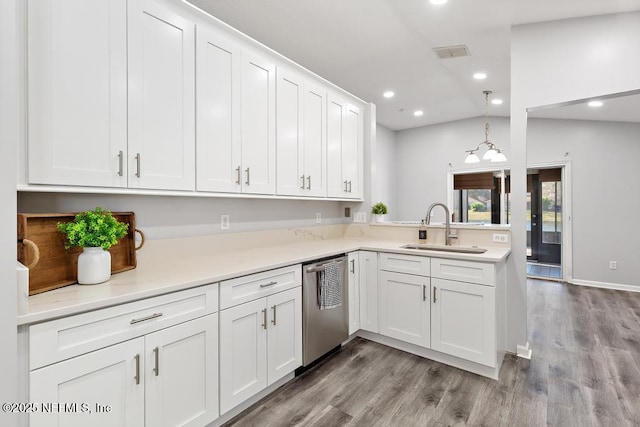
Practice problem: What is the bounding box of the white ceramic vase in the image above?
[374,214,387,223]
[77,247,111,285]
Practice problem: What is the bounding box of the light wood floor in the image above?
[226,280,640,426]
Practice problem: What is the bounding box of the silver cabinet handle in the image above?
[348,180,352,193]
[300,175,306,189]
[350,259,355,273]
[134,354,140,385]
[130,312,163,324]
[262,308,267,330]
[153,347,159,376]
[344,180,348,192]
[271,305,277,325]
[135,153,141,178]
[118,151,124,177]
[423,285,426,301]
[260,281,278,288]
[306,176,311,190]
[236,166,241,185]
[245,167,250,185]
[433,286,437,303]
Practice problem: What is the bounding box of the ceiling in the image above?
[187,0,640,130]
[529,92,640,123]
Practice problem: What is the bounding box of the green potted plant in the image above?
[371,202,388,223]
[58,207,129,285]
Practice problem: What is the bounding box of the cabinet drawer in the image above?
[431,258,495,286]
[29,284,218,370]
[379,252,430,277]
[220,265,301,309]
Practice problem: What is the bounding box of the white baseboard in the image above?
[516,342,532,359]
[570,279,640,293]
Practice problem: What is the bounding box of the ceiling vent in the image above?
[433,45,470,59]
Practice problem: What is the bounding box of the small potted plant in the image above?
[58,207,129,285]
[371,202,388,223]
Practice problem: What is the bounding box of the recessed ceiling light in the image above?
[383,91,395,98]
[430,0,448,4]
[473,72,487,80]
[588,100,603,107]
[414,110,424,117]
[491,99,503,105]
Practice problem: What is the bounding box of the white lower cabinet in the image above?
[30,338,145,427]
[347,252,360,335]
[30,313,219,427]
[431,278,496,367]
[358,251,379,333]
[219,286,301,415]
[378,271,430,347]
[375,253,501,371]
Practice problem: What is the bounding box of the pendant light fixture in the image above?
[464,90,507,163]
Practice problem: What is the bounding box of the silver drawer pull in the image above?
[117,150,124,177]
[300,175,306,189]
[260,281,278,288]
[153,347,160,376]
[130,312,163,324]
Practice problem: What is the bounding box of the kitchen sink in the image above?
[401,244,487,254]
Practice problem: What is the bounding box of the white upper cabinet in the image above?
[327,93,363,199]
[276,68,304,196]
[240,52,276,195]
[25,0,363,198]
[276,69,327,197]
[302,81,327,197]
[195,27,242,193]
[27,0,128,187]
[128,0,195,191]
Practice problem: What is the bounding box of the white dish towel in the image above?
[317,262,342,310]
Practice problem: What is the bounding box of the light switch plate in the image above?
[354,212,366,223]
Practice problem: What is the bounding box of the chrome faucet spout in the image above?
[425,202,455,246]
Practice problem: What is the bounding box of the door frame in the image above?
[527,160,573,282]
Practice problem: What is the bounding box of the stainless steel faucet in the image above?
[425,202,458,246]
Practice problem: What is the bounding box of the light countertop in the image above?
[19,236,510,326]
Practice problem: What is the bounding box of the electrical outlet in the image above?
[609,261,618,270]
[492,233,509,243]
[354,212,367,223]
[220,214,230,230]
[316,212,322,224]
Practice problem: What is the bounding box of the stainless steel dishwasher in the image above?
[302,254,349,367]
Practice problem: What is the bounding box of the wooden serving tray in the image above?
[17,212,143,295]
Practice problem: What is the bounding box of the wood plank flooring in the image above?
[226,280,640,426]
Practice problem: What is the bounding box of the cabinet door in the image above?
[128,0,195,191]
[145,314,219,427]
[27,0,127,187]
[342,103,363,199]
[196,26,242,193]
[267,288,302,384]
[359,251,379,333]
[347,252,360,335]
[241,53,276,194]
[379,271,430,347]
[326,94,345,198]
[302,81,327,197]
[219,299,268,414]
[276,68,304,196]
[30,339,144,427]
[431,278,496,367]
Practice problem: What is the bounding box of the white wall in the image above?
[395,116,510,222]
[18,193,346,240]
[0,0,19,422]
[374,124,397,220]
[511,11,640,351]
[528,118,640,288]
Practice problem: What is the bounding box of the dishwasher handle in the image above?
[305,259,345,274]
